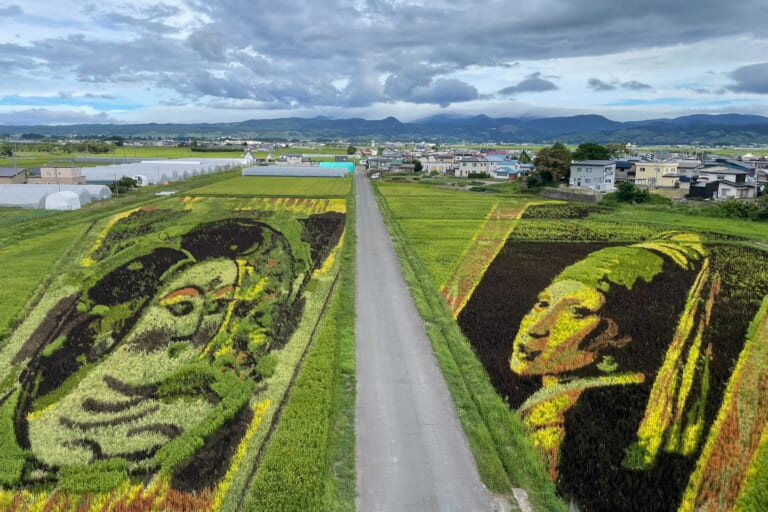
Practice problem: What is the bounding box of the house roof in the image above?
[0,167,24,177]
[676,160,703,169]
[572,160,615,166]
[699,167,747,175]
[614,161,634,169]
[717,180,753,189]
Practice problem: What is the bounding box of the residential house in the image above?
[421,160,452,175]
[490,161,520,179]
[0,167,26,184]
[569,160,616,192]
[456,157,490,178]
[28,166,86,185]
[633,162,679,187]
[614,161,635,182]
[278,153,303,165]
[689,167,756,200]
[676,160,703,174]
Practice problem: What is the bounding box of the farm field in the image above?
[0,180,352,511]
[190,176,352,197]
[0,146,353,170]
[376,181,768,511]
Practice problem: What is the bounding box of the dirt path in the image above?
[354,169,493,511]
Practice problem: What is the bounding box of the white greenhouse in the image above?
[44,190,82,210]
[0,184,111,209]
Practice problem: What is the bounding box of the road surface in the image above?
[355,169,493,511]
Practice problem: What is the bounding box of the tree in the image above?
[109,176,138,194]
[614,182,649,203]
[346,145,357,155]
[413,160,423,172]
[606,143,627,158]
[572,142,611,161]
[532,142,571,184]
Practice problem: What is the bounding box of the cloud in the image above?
[689,87,726,95]
[588,78,652,91]
[499,72,558,95]
[0,5,22,16]
[408,79,479,107]
[621,80,652,90]
[588,78,616,91]
[1,0,767,122]
[0,108,115,125]
[727,62,768,94]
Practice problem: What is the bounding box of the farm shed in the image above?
[44,190,82,210]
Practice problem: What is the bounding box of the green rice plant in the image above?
[0,224,87,344]
[40,335,67,358]
[0,392,26,486]
[255,353,278,379]
[189,176,352,197]
[244,261,344,511]
[58,458,128,493]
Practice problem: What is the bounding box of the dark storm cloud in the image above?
[408,79,479,107]
[7,0,768,111]
[499,73,558,95]
[727,62,768,94]
[588,78,616,91]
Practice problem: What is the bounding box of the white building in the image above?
[456,157,489,178]
[569,160,616,192]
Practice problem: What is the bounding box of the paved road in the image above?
[355,169,493,511]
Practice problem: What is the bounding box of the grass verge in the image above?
[374,184,566,511]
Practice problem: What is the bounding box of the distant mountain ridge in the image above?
[2,113,768,145]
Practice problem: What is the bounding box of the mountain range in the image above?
[3,113,768,145]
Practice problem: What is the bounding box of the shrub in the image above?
[615,182,650,203]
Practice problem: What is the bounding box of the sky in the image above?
[0,0,767,125]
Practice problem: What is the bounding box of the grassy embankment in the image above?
[374,181,566,511]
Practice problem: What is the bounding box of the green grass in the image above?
[374,184,566,511]
[189,176,352,197]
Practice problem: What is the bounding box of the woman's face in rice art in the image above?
[510,279,605,376]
